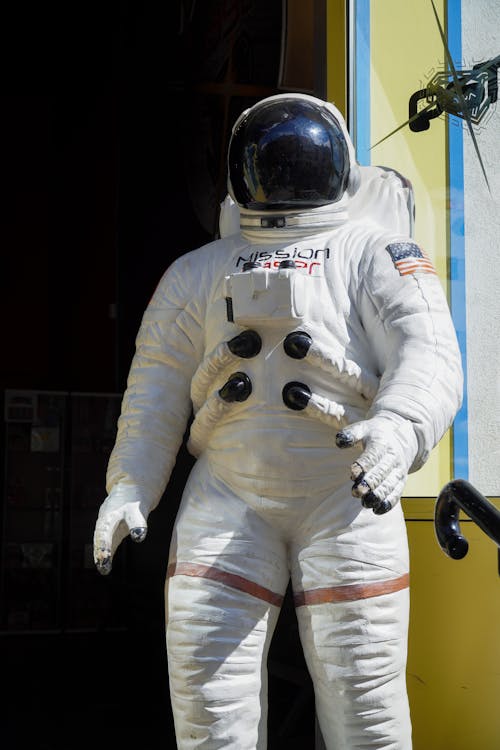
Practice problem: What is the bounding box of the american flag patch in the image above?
[386,242,436,276]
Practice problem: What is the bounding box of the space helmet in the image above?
[227,93,359,212]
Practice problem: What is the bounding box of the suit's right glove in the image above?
[93,485,150,575]
[336,413,418,514]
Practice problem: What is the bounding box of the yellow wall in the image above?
[369,0,452,497]
[327,1,453,496]
[403,498,500,749]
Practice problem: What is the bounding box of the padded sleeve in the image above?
[357,237,464,471]
[106,251,206,508]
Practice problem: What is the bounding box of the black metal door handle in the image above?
[434,479,500,559]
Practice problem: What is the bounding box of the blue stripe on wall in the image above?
[354,0,371,165]
[447,0,468,479]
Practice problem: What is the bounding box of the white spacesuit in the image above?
[94,94,463,749]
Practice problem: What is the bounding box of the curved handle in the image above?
[408,88,442,132]
[435,479,500,559]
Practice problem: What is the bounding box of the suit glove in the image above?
[336,412,418,514]
[93,485,150,575]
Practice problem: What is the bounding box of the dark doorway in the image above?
[1,2,328,747]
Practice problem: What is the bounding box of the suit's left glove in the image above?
[336,413,418,514]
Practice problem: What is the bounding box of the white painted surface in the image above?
[462,0,500,495]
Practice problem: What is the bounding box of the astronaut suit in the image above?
[94,94,463,749]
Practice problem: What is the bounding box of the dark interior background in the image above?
[1,2,329,747]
